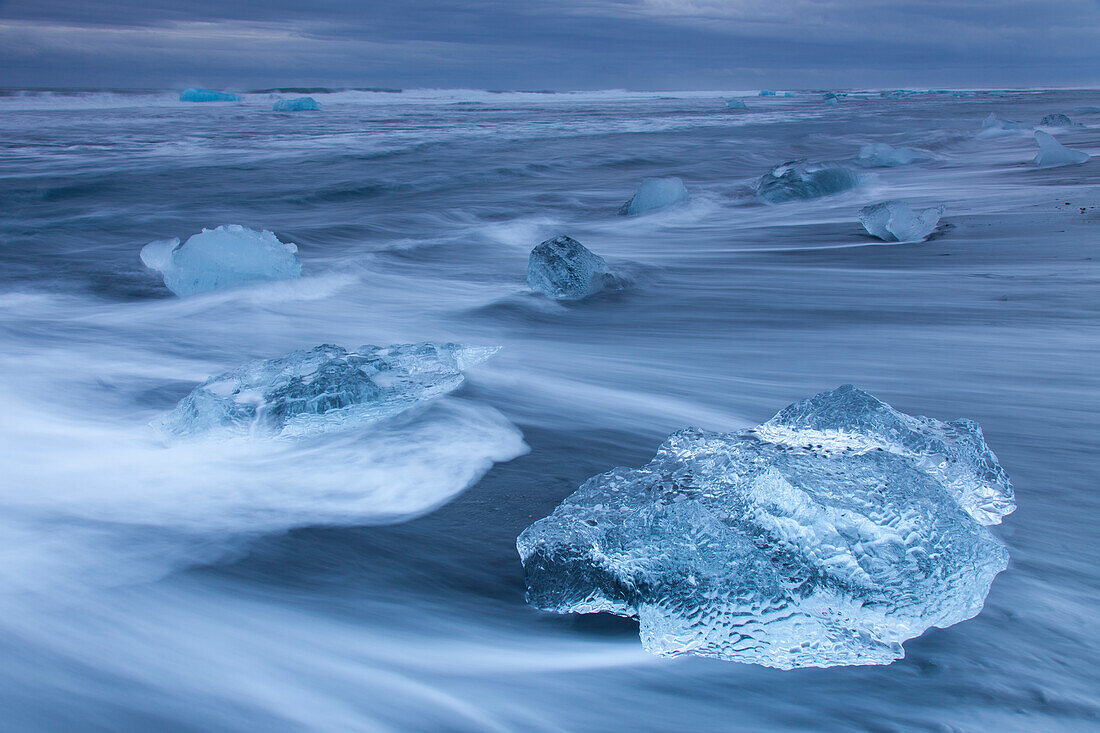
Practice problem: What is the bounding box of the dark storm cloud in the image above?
[1,0,1098,89]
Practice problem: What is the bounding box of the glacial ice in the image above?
[1039,114,1075,127]
[755,161,860,203]
[273,97,321,112]
[179,88,242,103]
[1032,131,1090,168]
[977,113,1032,137]
[856,143,930,167]
[858,200,944,242]
[517,385,1013,669]
[823,93,838,105]
[759,90,777,96]
[726,99,748,109]
[619,177,689,215]
[156,342,498,439]
[140,225,302,297]
[527,235,623,300]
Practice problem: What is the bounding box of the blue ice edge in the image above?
[518,385,1014,669]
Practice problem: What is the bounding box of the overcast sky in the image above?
[2,0,1099,90]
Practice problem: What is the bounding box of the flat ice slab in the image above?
[1033,131,1090,168]
[856,143,930,167]
[859,200,944,242]
[140,225,302,297]
[527,235,623,300]
[180,88,242,102]
[157,342,499,439]
[518,385,1013,669]
[274,97,322,112]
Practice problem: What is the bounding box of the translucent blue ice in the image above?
[859,200,944,242]
[179,88,242,103]
[726,99,748,109]
[140,225,302,297]
[619,177,689,215]
[759,90,776,96]
[157,342,498,439]
[977,113,1032,137]
[517,386,1013,669]
[755,161,860,203]
[273,97,322,112]
[823,93,838,105]
[527,235,623,300]
[1033,131,1090,168]
[856,143,930,167]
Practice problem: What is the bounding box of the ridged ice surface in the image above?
[859,200,944,242]
[754,161,860,202]
[140,224,302,296]
[526,235,623,300]
[157,342,498,439]
[518,386,1012,669]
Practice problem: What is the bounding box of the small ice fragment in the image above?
[784,92,795,97]
[759,90,776,96]
[725,99,748,109]
[180,88,241,102]
[140,225,302,297]
[823,93,838,105]
[526,235,623,300]
[517,385,1013,669]
[859,200,944,242]
[1032,131,1090,168]
[273,97,321,112]
[977,113,1032,137]
[619,177,689,215]
[755,161,860,203]
[156,342,498,439]
[1039,114,1075,127]
[856,143,930,167]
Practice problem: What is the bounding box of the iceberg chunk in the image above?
[725,99,748,109]
[140,225,302,297]
[856,143,930,167]
[823,93,838,105]
[527,235,623,300]
[273,97,321,112]
[758,90,776,96]
[858,200,944,242]
[157,342,498,439]
[619,177,689,215]
[517,385,1012,669]
[755,161,860,203]
[977,113,1032,137]
[179,88,242,103]
[1032,131,1090,168]
[1039,113,1075,127]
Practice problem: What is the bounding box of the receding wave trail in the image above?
[0,89,1098,731]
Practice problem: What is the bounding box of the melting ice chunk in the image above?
[180,88,242,102]
[273,97,321,112]
[517,385,1013,669]
[823,93,839,105]
[977,113,1032,137]
[527,235,623,300]
[157,343,498,439]
[140,225,302,297]
[759,90,776,96]
[858,200,944,242]
[619,177,689,215]
[856,143,931,167]
[1032,131,1090,168]
[1039,113,1075,127]
[755,161,860,203]
[725,99,748,109]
